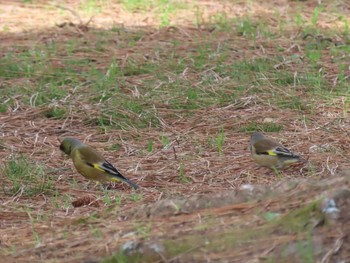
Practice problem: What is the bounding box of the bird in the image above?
[249,132,305,169]
[59,137,139,190]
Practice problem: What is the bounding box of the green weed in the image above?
[79,0,102,14]
[121,0,152,12]
[102,249,142,263]
[310,7,319,27]
[147,139,153,153]
[211,13,231,31]
[115,194,123,205]
[44,107,66,119]
[295,13,303,27]
[305,49,321,66]
[276,96,309,111]
[297,227,314,263]
[344,27,350,41]
[161,135,170,148]
[102,189,113,205]
[178,162,190,183]
[121,0,187,25]
[26,209,42,247]
[62,194,73,209]
[236,18,257,37]
[134,223,152,239]
[130,192,143,202]
[70,177,79,190]
[0,103,7,113]
[216,128,225,156]
[276,201,322,233]
[108,143,122,151]
[54,189,60,209]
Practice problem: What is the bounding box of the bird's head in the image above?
[59,137,84,156]
[250,132,265,145]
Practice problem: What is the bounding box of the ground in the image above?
[1,0,350,262]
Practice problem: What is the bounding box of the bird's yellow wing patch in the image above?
[110,177,121,182]
[267,150,277,156]
[92,164,106,172]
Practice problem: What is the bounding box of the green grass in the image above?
[264,203,321,262]
[236,17,258,37]
[178,162,190,183]
[130,192,143,202]
[103,201,321,262]
[0,103,7,113]
[121,0,187,13]
[134,223,152,239]
[276,201,322,233]
[2,2,350,262]
[58,194,73,209]
[147,139,153,153]
[1,5,348,131]
[103,250,141,263]
[27,208,42,247]
[121,0,189,27]
[1,155,55,196]
[79,0,103,14]
[161,135,170,148]
[311,7,320,28]
[216,128,225,156]
[297,227,315,263]
[276,95,310,111]
[43,107,66,119]
[108,143,122,151]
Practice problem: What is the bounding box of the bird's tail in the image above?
[110,174,139,190]
[124,179,139,190]
[101,161,139,190]
[282,155,308,168]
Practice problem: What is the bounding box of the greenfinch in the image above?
[249,132,305,169]
[60,137,139,189]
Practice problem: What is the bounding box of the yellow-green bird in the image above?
[249,132,305,169]
[60,137,139,189]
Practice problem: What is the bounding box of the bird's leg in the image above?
[95,181,109,191]
[272,166,282,178]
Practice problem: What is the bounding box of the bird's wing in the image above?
[76,146,139,189]
[101,161,139,189]
[100,160,125,178]
[271,146,300,158]
[254,139,300,158]
[90,160,139,189]
[76,146,104,166]
[75,147,123,175]
[253,139,280,155]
